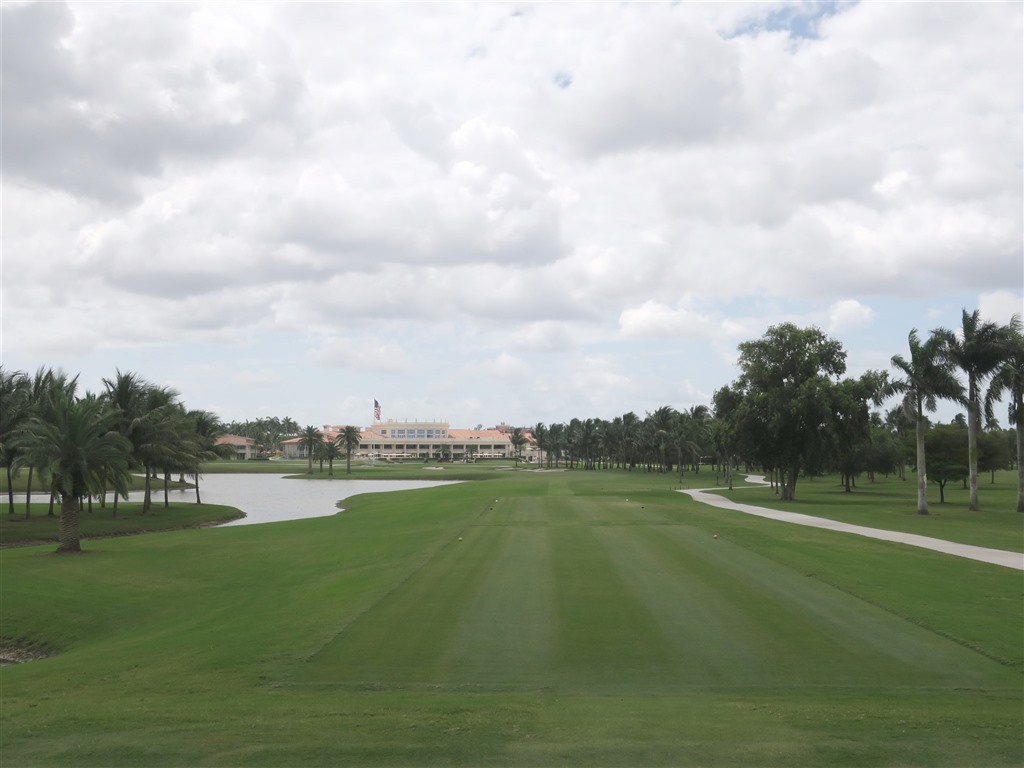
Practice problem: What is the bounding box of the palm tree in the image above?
[509,427,527,465]
[888,329,965,514]
[17,393,132,553]
[184,409,225,504]
[131,384,184,514]
[532,422,548,467]
[936,309,1012,510]
[102,370,149,516]
[321,439,342,476]
[338,426,361,474]
[1,367,30,515]
[647,406,678,473]
[300,426,323,474]
[985,314,1024,511]
[21,368,79,517]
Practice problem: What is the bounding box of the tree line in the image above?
[1,368,227,552]
[528,310,1023,514]
[3,308,1020,555]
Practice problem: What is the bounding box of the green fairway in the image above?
[2,470,1021,766]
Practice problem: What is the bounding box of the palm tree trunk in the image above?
[967,390,981,510]
[1016,413,1024,513]
[915,412,929,515]
[56,495,82,553]
[6,466,15,515]
[143,465,153,513]
[24,466,34,518]
[163,471,170,508]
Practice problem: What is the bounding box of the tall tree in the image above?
[300,426,323,474]
[936,309,1012,510]
[0,368,30,516]
[531,423,548,467]
[731,324,847,501]
[17,393,132,553]
[509,427,528,465]
[712,385,743,490]
[888,329,965,514]
[21,368,79,517]
[338,426,361,474]
[984,314,1024,511]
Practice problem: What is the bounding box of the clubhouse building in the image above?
[281,419,535,462]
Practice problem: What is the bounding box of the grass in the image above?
[1,469,1021,766]
[716,469,1024,551]
[0,502,243,546]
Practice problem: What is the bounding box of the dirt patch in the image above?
[0,640,54,666]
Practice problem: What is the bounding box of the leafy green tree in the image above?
[984,314,1024,511]
[829,371,888,491]
[712,385,743,490]
[977,428,1010,482]
[888,329,965,514]
[338,426,361,474]
[924,425,969,504]
[730,323,847,501]
[17,393,132,553]
[936,309,1013,510]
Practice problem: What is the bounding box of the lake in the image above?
[8,474,458,526]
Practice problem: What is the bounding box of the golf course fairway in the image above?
[2,469,1021,766]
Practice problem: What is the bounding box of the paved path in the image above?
[681,477,1024,571]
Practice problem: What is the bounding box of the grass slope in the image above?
[1,470,1021,766]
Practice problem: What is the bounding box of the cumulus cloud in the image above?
[978,291,1023,325]
[827,299,875,332]
[305,335,411,373]
[2,1,1019,426]
[619,301,716,339]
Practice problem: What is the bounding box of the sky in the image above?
[2,1,1022,431]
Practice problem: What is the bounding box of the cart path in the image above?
[681,477,1024,571]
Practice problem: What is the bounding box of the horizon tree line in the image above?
[2,308,1020,554]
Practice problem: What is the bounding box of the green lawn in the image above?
[0,502,243,546]
[1,470,1021,766]
[715,470,1024,551]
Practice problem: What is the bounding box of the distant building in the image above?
[281,419,536,462]
[215,434,258,461]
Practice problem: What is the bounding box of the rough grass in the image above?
[1,470,1021,766]
[717,470,1023,551]
[0,502,243,546]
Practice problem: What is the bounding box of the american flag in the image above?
[374,399,382,421]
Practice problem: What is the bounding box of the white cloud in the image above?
[2,1,1020,427]
[482,352,530,380]
[619,301,716,339]
[827,299,875,332]
[305,336,410,373]
[978,291,1023,325]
